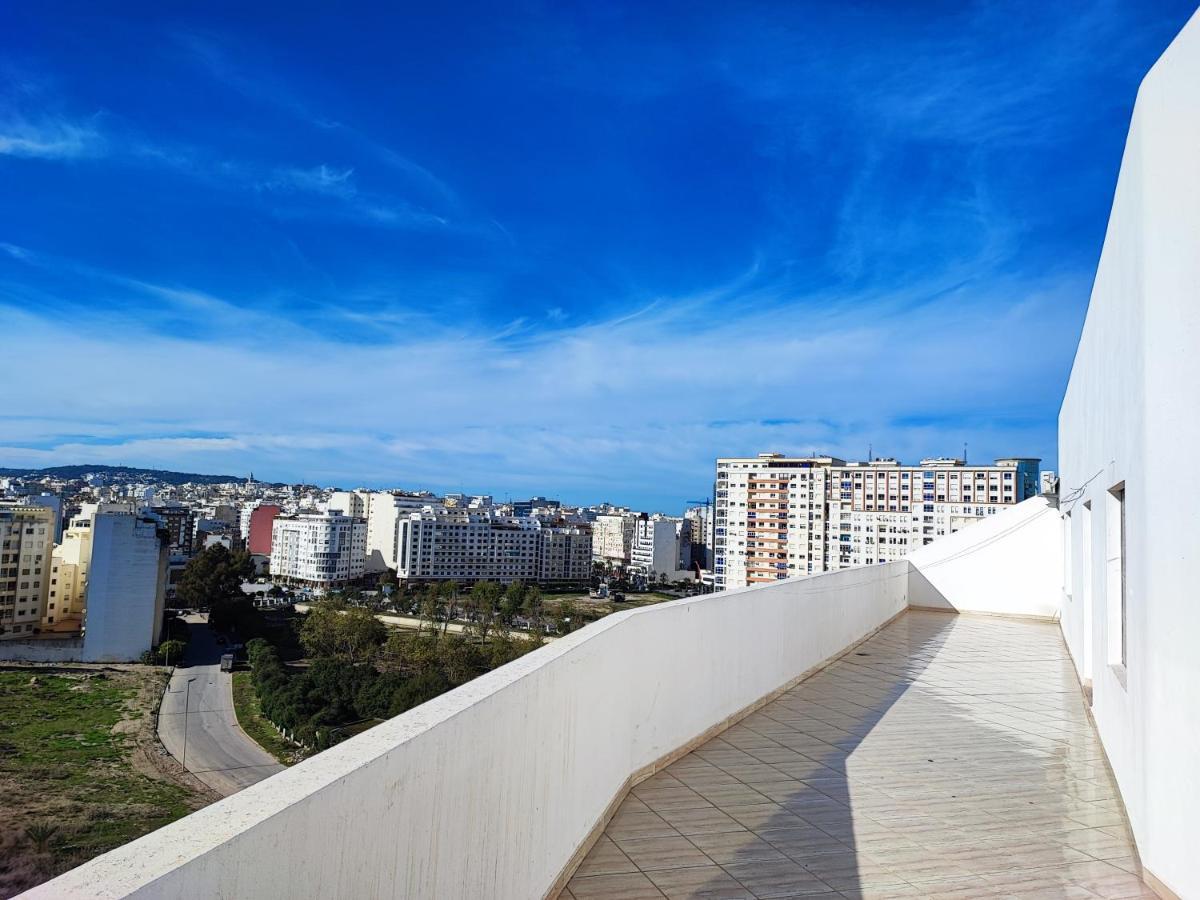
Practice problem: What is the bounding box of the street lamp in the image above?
[182,676,197,769]
[168,676,198,770]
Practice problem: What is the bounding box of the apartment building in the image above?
[81,512,169,661]
[270,511,367,590]
[397,508,591,585]
[329,490,437,572]
[714,453,1040,590]
[630,515,693,580]
[591,513,637,566]
[148,503,196,558]
[246,504,281,556]
[0,504,55,639]
[44,510,93,633]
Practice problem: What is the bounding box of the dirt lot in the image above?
[0,665,217,898]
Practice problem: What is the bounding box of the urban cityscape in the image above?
[3,3,1199,900]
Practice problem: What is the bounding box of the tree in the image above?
[300,602,387,664]
[418,585,441,636]
[468,581,501,641]
[501,581,525,624]
[522,585,544,633]
[438,581,458,634]
[155,639,188,666]
[176,545,254,610]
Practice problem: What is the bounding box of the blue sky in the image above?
[1,2,1195,510]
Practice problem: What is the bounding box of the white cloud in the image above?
[0,264,1081,507]
[0,115,104,159]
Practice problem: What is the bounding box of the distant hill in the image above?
[0,465,273,486]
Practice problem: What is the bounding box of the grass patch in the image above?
[0,668,206,897]
[230,671,305,765]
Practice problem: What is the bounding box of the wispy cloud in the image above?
[0,114,104,159]
[0,258,1083,506]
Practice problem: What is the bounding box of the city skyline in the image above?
[3,2,1194,510]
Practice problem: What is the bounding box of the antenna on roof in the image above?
[963,442,968,464]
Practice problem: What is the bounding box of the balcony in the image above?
[567,610,1145,899]
[28,497,1112,900]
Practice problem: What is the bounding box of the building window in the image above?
[1106,483,1126,671]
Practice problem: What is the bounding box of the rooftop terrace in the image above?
[567,611,1146,900]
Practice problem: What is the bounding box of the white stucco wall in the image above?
[906,496,1063,619]
[26,562,908,900]
[1058,10,1200,898]
[81,514,167,663]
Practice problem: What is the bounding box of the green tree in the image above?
[300,602,387,664]
[176,545,254,610]
[438,581,458,634]
[155,639,188,666]
[468,581,501,641]
[521,585,544,633]
[500,581,525,624]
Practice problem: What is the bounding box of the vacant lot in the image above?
[0,667,213,898]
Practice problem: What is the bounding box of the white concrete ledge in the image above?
[25,562,910,899]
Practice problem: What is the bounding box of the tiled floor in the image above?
[564,610,1152,900]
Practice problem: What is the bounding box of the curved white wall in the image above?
[27,563,908,900]
[1059,10,1200,898]
[907,496,1063,620]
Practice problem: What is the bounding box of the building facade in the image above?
[81,512,169,661]
[714,454,1040,590]
[397,509,591,585]
[246,504,282,556]
[270,511,367,590]
[630,516,693,580]
[591,513,636,567]
[0,504,55,639]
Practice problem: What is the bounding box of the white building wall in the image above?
[80,513,167,662]
[907,496,1062,620]
[1058,13,1200,898]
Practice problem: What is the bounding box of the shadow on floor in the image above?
[565,610,1148,899]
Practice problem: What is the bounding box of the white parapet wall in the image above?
[1058,10,1200,899]
[27,562,909,899]
[906,496,1063,620]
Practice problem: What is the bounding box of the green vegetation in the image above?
[0,669,206,896]
[230,672,305,765]
[175,545,254,618]
[241,589,544,752]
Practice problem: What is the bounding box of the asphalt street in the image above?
[156,614,285,796]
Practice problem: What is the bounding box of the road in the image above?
[157,614,285,796]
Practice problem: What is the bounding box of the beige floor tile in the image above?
[568,871,668,899]
[567,612,1137,900]
[615,835,714,872]
[644,865,755,899]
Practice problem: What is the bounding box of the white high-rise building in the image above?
[328,490,438,573]
[713,454,1040,590]
[630,516,693,580]
[270,511,367,590]
[396,509,591,585]
[82,513,169,661]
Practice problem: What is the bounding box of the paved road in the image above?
[157,614,285,796]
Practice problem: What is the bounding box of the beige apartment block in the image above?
[0,503,56,639]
